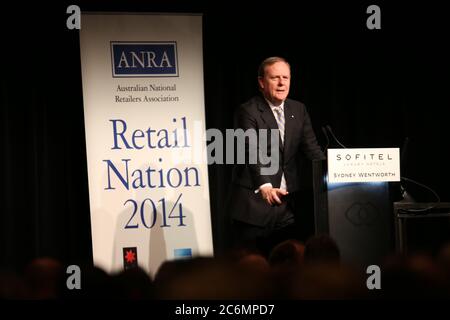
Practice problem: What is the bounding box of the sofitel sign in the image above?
[327,148,400,183]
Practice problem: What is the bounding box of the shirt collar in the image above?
[265,99,285,111]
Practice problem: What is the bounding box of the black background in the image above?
[1,1,449,271]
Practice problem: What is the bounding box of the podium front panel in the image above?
[328,182,393,266]
[313,160,394,266]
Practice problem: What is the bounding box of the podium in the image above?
[313,159,396,266]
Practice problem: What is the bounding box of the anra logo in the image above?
[111,42,178,77]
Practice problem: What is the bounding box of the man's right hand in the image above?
[259,185,288,206]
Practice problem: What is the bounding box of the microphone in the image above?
[321,126,330,152]
[326,125,347,148]
[397,136,441,210]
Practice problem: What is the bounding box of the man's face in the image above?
[258,61,291,106]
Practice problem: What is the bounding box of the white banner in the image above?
[327,148,400,183]
[80,13,213,275]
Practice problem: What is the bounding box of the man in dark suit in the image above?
[229,57,325,256]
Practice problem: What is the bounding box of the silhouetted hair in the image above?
[304,234,340,264]
[268,239,304,267]
[24,257,64,299]
[114,267,153,299]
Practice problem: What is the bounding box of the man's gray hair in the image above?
[257,57,290,78]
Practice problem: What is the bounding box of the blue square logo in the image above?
[174,248,192,259]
